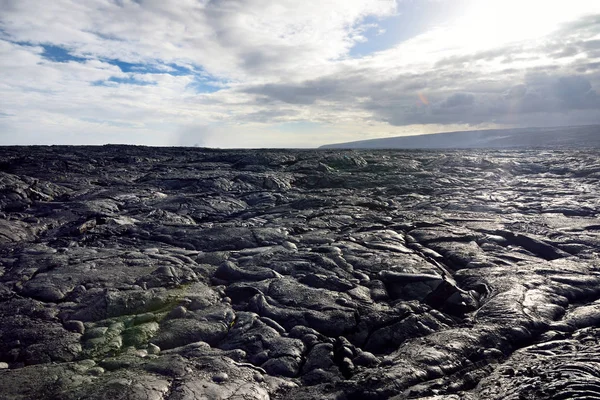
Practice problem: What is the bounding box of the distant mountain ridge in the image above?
[320,125,600,149]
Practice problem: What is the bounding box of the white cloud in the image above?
[1,0,396,79]
[0,0,599,147]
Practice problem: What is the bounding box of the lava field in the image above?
[0,145,599,400]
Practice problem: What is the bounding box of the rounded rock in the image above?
[339,346,354,360]
[301,334,320,348]
[64,320,85,334]
[253,372,265,382]
[212,372,228,383]
[167,306,187,319]
[88,367,105,376]
[262,356,300,377]
[282,241,298,251]
[353,351,380,367]
[341,357,355,372]
[147,343,161,355]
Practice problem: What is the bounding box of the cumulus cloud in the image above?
[0,0,396,79]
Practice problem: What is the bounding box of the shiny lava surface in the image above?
[0,146,599,400]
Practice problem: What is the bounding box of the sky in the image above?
[1,0,600,148]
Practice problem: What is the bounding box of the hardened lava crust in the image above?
[0,145,599,400]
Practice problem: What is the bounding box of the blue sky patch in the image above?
[187,77,227,93]
[163,63,193,76]
[107,76,155,85]
[105,59,193,76]
[92,76,156,86]
[106,60,140,73]
[350,14,407,57]
[40,44,88,63]
[350,0,471,58]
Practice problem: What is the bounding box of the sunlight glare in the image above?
[453,0,600,52]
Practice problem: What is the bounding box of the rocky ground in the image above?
[0,146,599,400]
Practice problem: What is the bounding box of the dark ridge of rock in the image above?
[320,124,600,149]
[0,145,599,399]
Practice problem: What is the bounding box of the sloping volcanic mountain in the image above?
[0,145,600,399]
[321,125,600,149]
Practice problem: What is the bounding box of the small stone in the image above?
[252,351,269,365]
[147,343,160,355]
[339,346,354,359]
[25,286,65,302]
[262,356,301,377]
[301,334,319,348]
[64,320,85,334]
[341,357,355,373]
[212,372,228,383]
[353,351,380,367]
[354,271,370,283]
[282,241,298,251]
[302,368,338,385]
[134,349,148,358]
[88,367,105,376]
[483,348,504,359]
[78,359,96,368]
[0,362,9,369]
[167,306,187,319]
[253,372,264,382]
[336,297,350,306]
[85,327,108,339]
[303,343,335,373]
